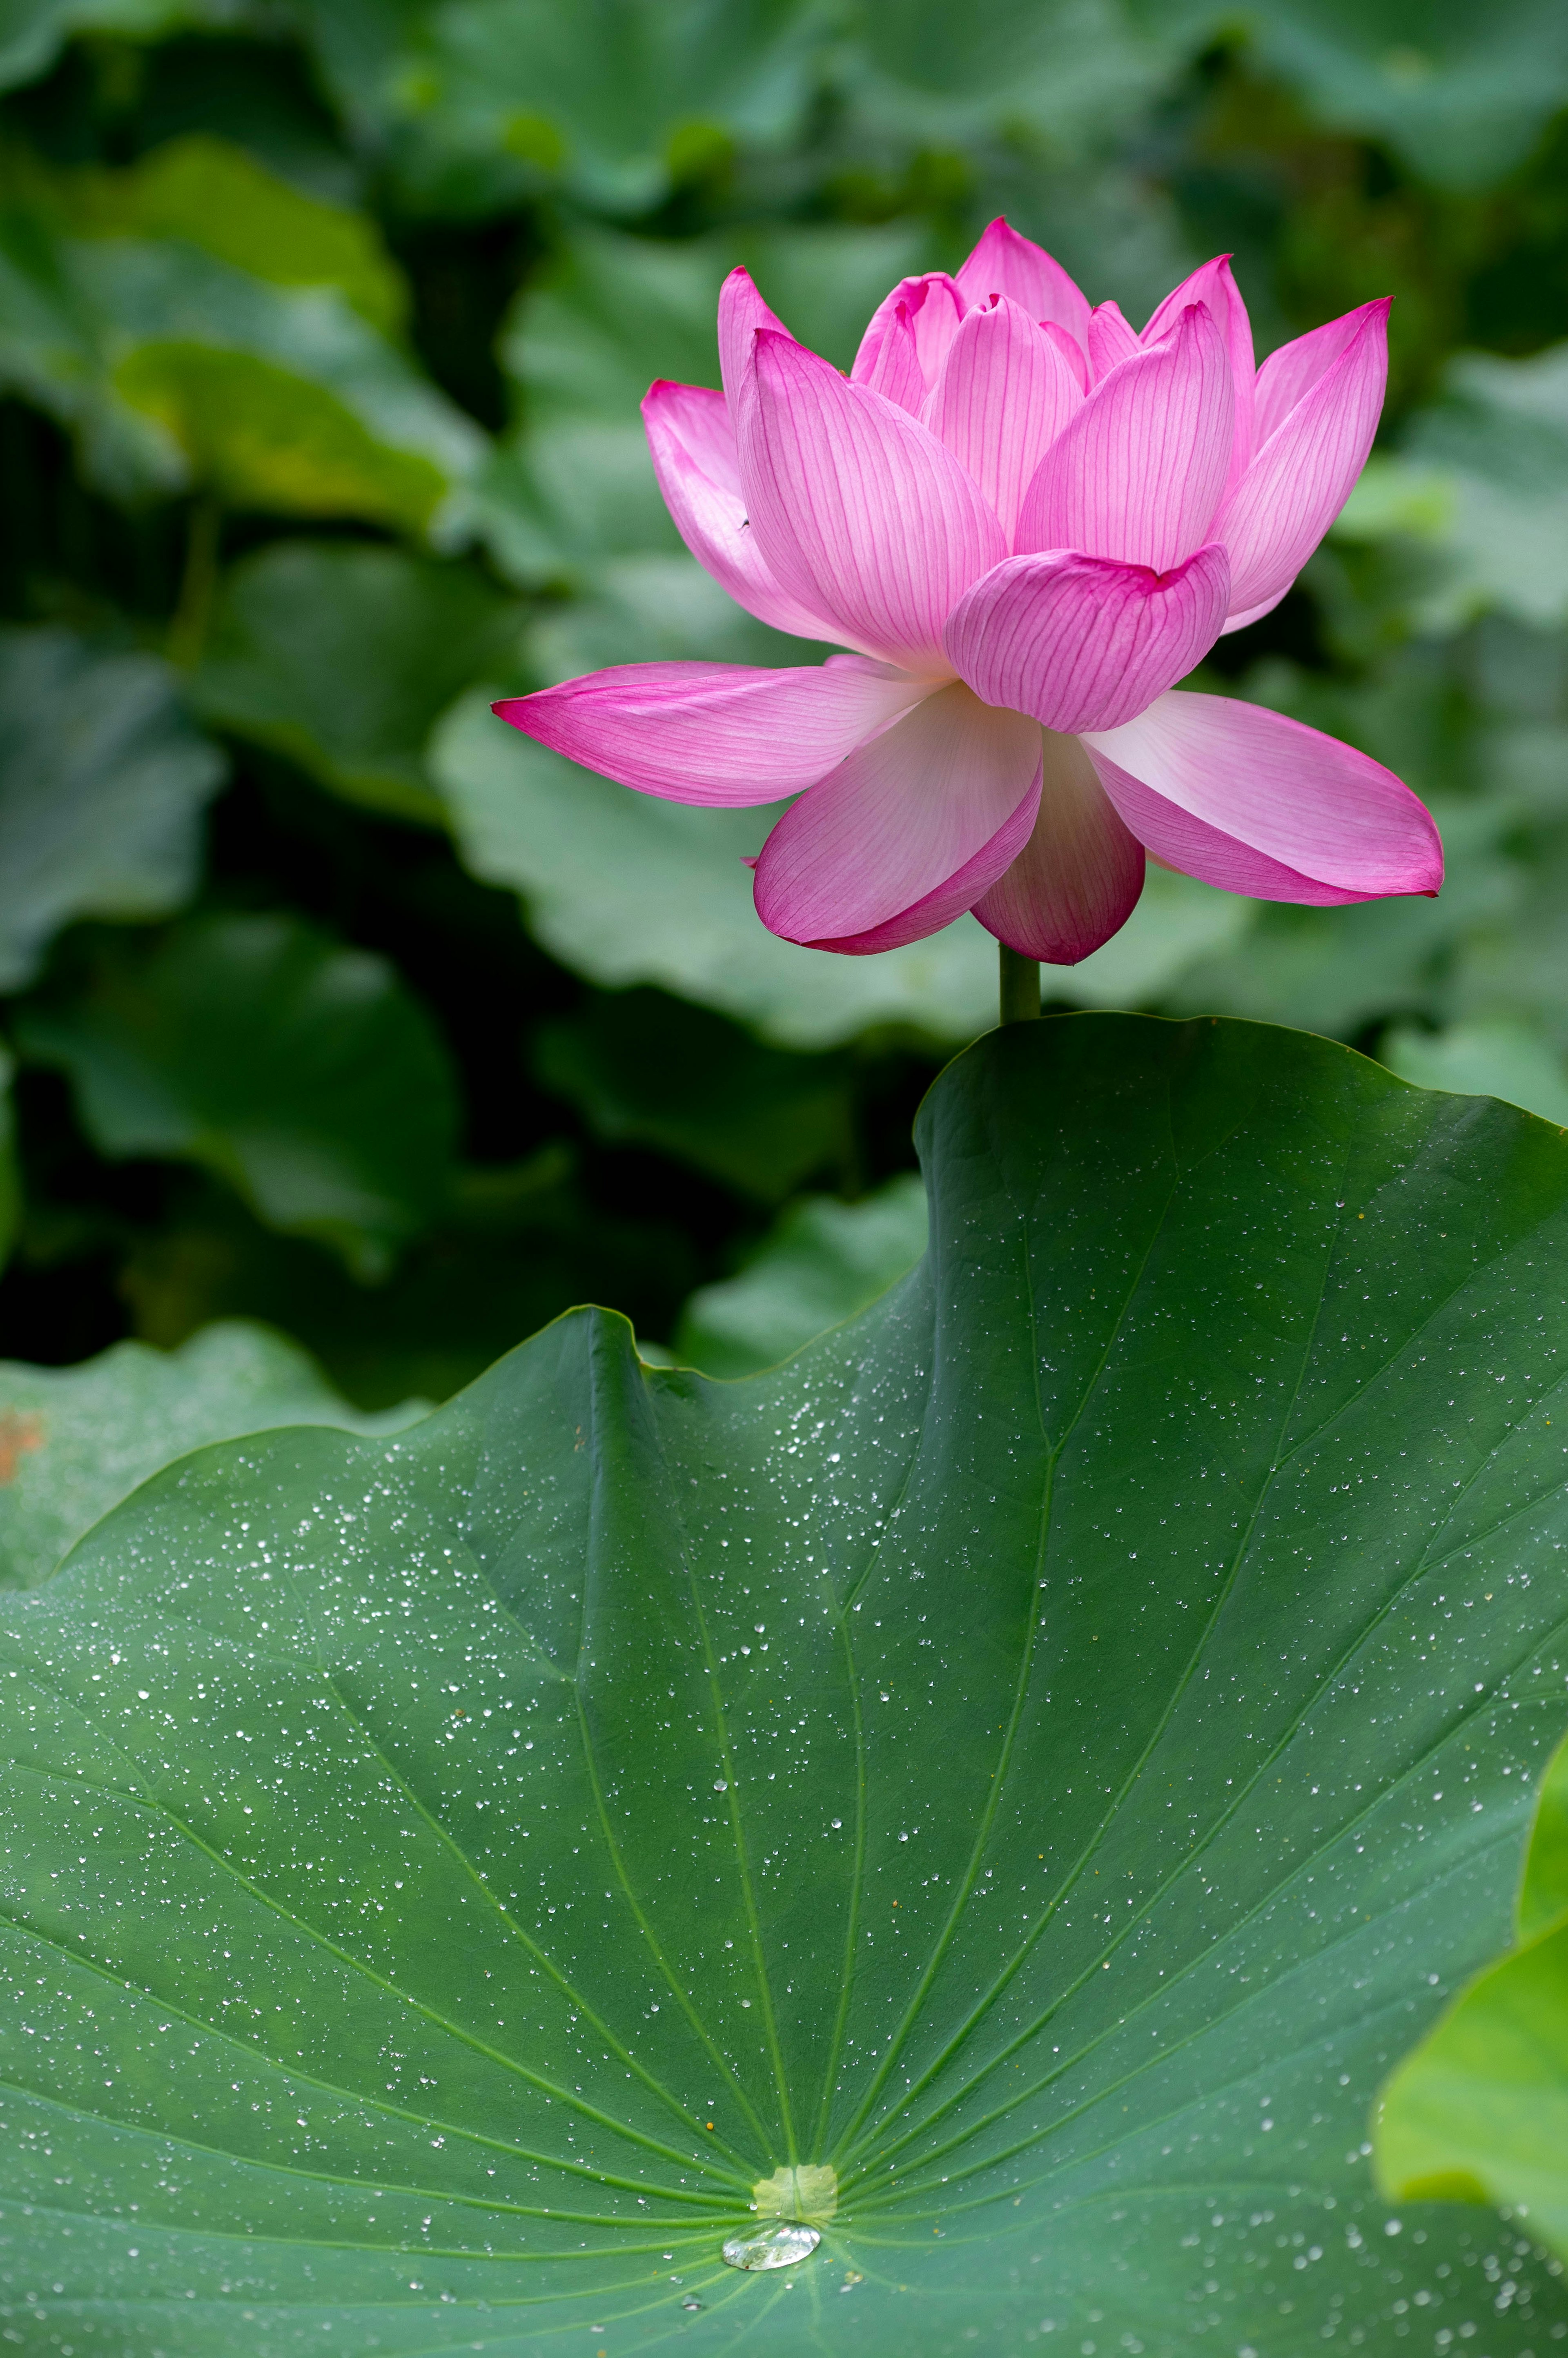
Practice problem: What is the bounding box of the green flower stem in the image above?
[998,944,1041,1025]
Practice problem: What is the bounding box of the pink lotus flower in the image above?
[496,221,1440,962]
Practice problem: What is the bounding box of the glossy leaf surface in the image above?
[2,1015,1568,2352]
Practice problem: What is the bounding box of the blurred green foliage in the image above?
[0,0,1562,1405]
[1376,1725,1568,2258]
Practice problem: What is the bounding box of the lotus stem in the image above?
[999,945,1040,1025]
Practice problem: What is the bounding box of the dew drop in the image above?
[722,2223,820,2272]
[681,2297,704,2311]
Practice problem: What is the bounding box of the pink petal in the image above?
[738,330,1007,670]
[858,301,927,413]
[1043,319,1090,393]
[943,543,1230,733]
[972,728,1145,961]
[1142,255,1256,494]
[1220,586,1290,633]
[1216,299,1390,627]
[752,681,1041,946]
[851,274,965,397]
[1016,303,1234,572]
[642,381,838,642]
[1082,688,1442,898]
[1087,300,1140,379]
[494,656,928,807]
[1086,748,1371,902]
[1254,301,1384,444]
[953,218,1092,349]
[817,810,1042,955]
[923,296,1083,541]
[717,266,792,411]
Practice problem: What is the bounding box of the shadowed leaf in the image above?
[16,913,460,1279]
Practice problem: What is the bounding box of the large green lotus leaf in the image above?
[534,989,851,1202]
[0,179,483,521]
[432,690,1250,1049]
[673,1170,927,1377]
[1376,1730,1568,2257]
[842,0,1192,154]
[190,541,524,825]
[0,627,227,991]
[1337,345,1568,633]
[63,134,408,336]
[477,220,925,581]
[2,1015,1568,2351]
[296,0,825,217]
[1234,0,1568,189]
[15,913,460,1280]
[0,1320,426,1594]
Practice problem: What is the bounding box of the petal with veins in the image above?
[1087,750,1372,902]
[1217,300,1389,626]
[717,266,792,413]
[858,301,927,414]
[493,655,928,807]
[1087,299,1140,380]
[1143,255,1255,493]
[852,273,965,396]
[973,728,1145,961]
[753,681,1041,946]
[1043,319,1090,392]
[643,381,839,642]
[739,331,1007,669]
[1017,305,1234,572]
[954,218,1092,348]
[1083,687,1441,897]
[1254,301,1383,444]
[944,543,1229,734]
[924,297,1082,540]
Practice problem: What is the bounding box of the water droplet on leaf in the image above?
[722,2223,820,2272]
